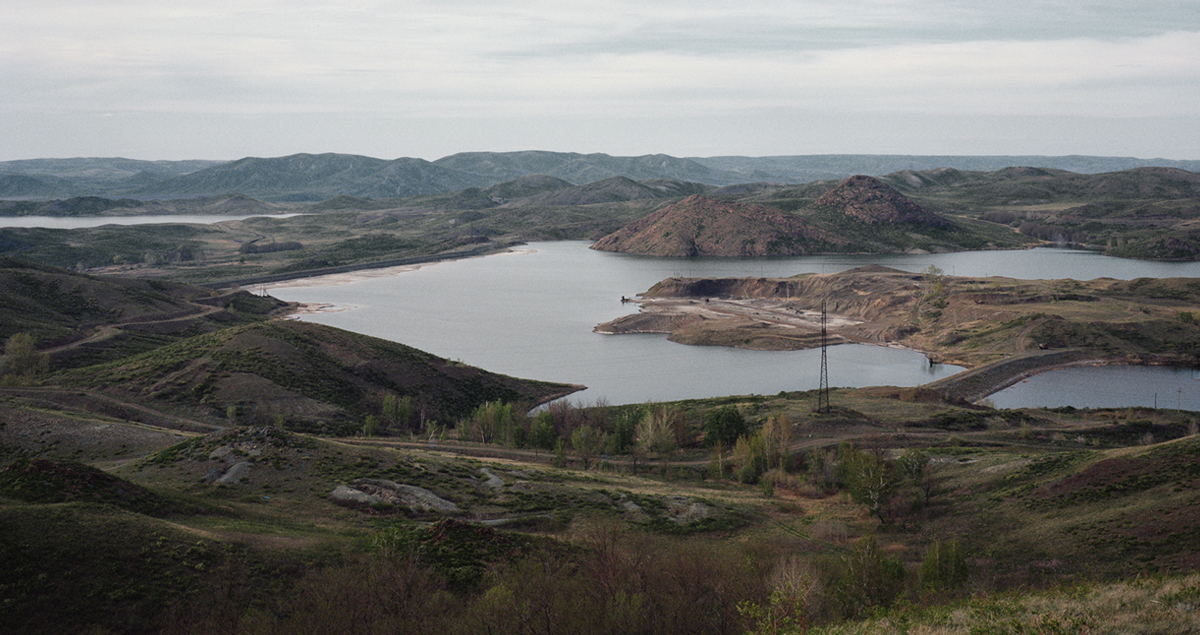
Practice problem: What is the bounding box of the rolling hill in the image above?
[5,151,1200,202]
[54,319,579,434]
[592,175,1025,256]
[590,194,841,256]
[0,259,578,435]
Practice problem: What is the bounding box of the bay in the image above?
[270,242,965,405]
[271,241,1200,408]
[270,241,1200,407]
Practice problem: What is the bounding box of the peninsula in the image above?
[597,265,1200,400]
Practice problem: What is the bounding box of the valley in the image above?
[2,154,1200,634]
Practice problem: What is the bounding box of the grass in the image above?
[805,574,1200,634]
[3,395,1200,633]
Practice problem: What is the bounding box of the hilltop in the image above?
[590,194,840,256]
[591,176,1014,257]
[812,174,949,226]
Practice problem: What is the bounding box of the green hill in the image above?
[54,319,577,434]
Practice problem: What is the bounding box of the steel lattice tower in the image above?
[817,300,830,413]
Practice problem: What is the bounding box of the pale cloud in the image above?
[1,0,1197,159]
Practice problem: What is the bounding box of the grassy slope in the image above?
[0,260,576,439]
[51,319,577,434]
[2,384,1200,633]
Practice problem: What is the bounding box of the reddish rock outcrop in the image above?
[813,175,948,227]
[590,195,839,257]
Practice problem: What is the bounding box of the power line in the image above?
[817,300,830,413]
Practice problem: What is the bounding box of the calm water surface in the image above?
[989,365,1200,411]
[271,241,1200,408]
[271,242,964,405]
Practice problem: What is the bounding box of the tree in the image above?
[529,411,557,450]
[703,406,747,448]
[636,405,683,455]
[919,539,968,593]
[363,415,381,437]
[465,401,515,444]
[732,432,768,484]
[761,414,793,471]
[382,394,416,432]
[898,448,938,505]
[570,425,607,470]
[835,536,906,617]
[1,333,48,385]
[843,445,900,523]
[607,409,638,454]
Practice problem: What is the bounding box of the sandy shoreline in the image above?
[263,246,534,291]
[272,247,534,316]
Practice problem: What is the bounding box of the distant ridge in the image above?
[2,152,1198,202]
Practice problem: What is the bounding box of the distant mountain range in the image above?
[2,151,1198,202]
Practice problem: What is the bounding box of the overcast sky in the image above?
[2,1,1198,161]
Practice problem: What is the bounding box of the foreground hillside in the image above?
[3,385,1199,634]
[0,260,577,436]
[52,319,579,434]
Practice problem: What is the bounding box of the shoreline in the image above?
[270,246,536,316]
[264,246,535,291]
[198,242,527,291]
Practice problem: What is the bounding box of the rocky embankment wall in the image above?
[922,348,1101,403]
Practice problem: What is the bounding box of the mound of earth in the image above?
[812,175,948,227]
[58,319,581,435]
[0,458,182,515]
[591,195,839,256]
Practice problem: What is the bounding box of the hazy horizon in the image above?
[3,2,1198,162]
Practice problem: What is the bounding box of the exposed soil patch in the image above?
[598,266,1200,400]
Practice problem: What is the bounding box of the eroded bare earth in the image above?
[596,265,1200,394]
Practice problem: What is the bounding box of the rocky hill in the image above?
[590,195,840,256]
[812,175,949,226]
[591,176,996,257]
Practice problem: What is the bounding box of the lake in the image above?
[270,241,1200,409]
